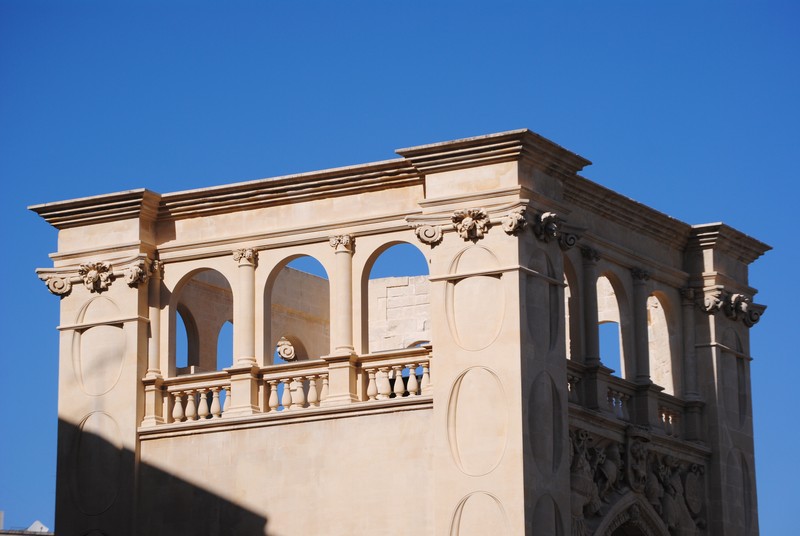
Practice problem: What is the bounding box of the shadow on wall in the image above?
[57,418,272,536]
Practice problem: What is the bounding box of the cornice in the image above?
[158,158,420,221]
[687,223,771,265]
[564,175,691,250]
[396,129,591,179]
[28,189,161,230]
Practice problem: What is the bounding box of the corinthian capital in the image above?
[329,234,354,252]
[233,248,258,266]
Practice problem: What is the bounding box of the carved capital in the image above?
[150,259,164,280]
[680,287,696,304]
[630,268,650,283]
[329,234,354,252]
[78,262,113,293]
[124,259,150,288]
[500,207,527,235]
[452,208,490,241]
[233,248,258,266]
[533,211,561,241]
[413,225,443,246]
[580,246,600,263]
[702,287,724,314]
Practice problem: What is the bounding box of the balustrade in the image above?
[170,385,230,423]
[364,361,430,401]
[265,373,329,412]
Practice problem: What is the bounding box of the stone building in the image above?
[32,129,768,535]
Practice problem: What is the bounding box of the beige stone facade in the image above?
[32,129,768,535]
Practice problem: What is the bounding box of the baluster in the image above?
[185,389,198,421]
[377,367,391,400]
[281,378,292,410]
[320,374,329,402]
[421,362,431,394]
[567,375,581,404]
[307,376,319,407]
[620,394,631,421]
[665,412,674,436]
[607,389,615,414]
[366,369,378,401]
[268,380,279,412]
[671,414,680,438]
[223,386,231,413]
[407,363,419,396]
[210,387,222,418]
[393,365,405,398]
[172,392,185,423]
[197,389,210,419]
[293,377,307,409]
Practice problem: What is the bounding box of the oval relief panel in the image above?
[450,492,509,536]
[445,246,504,351]
[71,297,126,396]
[70,411,123,515]
[447,367,508,476]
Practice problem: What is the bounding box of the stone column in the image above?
[322,234,358,405]
[225,248,259,417]
[233,248,257,365]
[580,246,606,410]
[142,260,164,427]
[631,267,659,428]
[681,287,702,441]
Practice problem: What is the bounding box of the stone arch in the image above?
[647,290,680,395]
[563,253,582,360]
[594,492,670,536]
[359,240,429,353]
[263,254,330,365]
[169,268,233,375]
[597,269,633,378]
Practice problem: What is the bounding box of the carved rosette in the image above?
[44,276,72,296]
[78,262,113,292]
[414,224,443,246]
[452,208,490,241]
[329,234,354,253]
[233,248,258,266]
[500,207,527,235]
[276,336,297,362]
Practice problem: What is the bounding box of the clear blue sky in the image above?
[1,0,797,531]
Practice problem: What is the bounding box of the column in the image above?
[580,246,600,366]
[142,260,164,427]
[631,268,651,384]
[681,287,702,440]
[233,248,257,365]
[225,248,260,417]
[322,234,358,405]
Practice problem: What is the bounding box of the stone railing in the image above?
[141,347,433,429]
[605,375,635,422]
[657,392,685,439]
[358,346,432,401]
[163,371,232,423]
[260,360,330,412]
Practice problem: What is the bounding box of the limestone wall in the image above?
[367,275,430,352]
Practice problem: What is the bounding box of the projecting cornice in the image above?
[564,175,692,250]
[28,189,161,230]
[396,129,592,179]
[687,223,771,264]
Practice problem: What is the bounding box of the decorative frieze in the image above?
[38,256,156,296]
[569,427,707,536]
[698,287,765,327]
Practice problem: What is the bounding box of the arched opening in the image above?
[363,242,430,353]
[597,273,629,378]
[216,320,234,370]
[172,268,233,375]
[647,292,679,395]
[265,255,330,365]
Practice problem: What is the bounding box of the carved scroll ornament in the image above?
[276,337,297,362]
[39,256,156,296]
[700,287,765,326]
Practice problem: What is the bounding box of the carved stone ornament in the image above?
[78,262,113,292]
[581,246,601,263]
[414,224,443,246]
[559,231,579,251]
[44,276,72,296]
[452,208,490,241]
[233,248,258,265]
[124,259,150,288]
[329,234,354,251]
[631,268,650,282]
[570,427,706,536]
[533,211,561,241]
[500,207,527,235]
[700,287,765,326]
[276,336,297,362]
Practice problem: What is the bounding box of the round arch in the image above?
[593,492,669,536]
[597,269,633,378]
[647,290,680,395]
[358,240,430,354]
